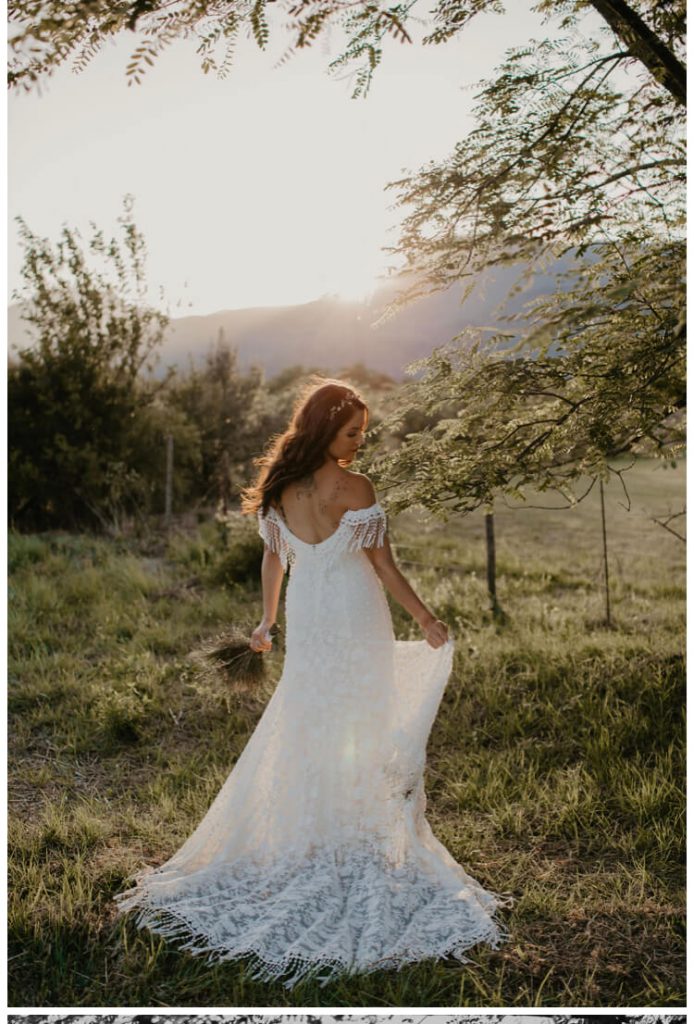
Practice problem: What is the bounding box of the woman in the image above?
[117,378,503,986]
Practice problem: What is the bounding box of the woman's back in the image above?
[277,465,367,545]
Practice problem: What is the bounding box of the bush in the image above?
[209,509,263,586]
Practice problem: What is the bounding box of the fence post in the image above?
[599,477,612,626]
[484,509,500,615]
[218,448,231,515]
[164,433,174,526]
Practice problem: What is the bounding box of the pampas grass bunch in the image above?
[191,623,278,690]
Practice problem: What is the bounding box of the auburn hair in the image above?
[241,377,368,516]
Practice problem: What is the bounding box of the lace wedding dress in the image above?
[116,502,504,985]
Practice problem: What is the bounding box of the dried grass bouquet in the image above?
[191,622,279,690]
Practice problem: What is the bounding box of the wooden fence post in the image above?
[484,509,500,615]
[599,477,612,626]
[164,433,174,526]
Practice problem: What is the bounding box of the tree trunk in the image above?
[588,0,686,106]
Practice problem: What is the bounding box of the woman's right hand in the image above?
[249,622,273,653]
[421,616,449,649]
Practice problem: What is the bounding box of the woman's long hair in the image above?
[241,377,368,516]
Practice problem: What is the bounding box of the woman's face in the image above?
[327,407,368,465]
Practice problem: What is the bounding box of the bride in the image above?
[117,378,504,986]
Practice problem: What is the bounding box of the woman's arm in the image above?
[250,548,284,652]
[364,537,449,649]
[345,473,448,649]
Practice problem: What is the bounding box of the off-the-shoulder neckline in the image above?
[265,501,384,548]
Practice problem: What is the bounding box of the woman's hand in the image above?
[421,615,449,649]
[249,621,273,653]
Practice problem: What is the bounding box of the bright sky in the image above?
[9,2,550,315]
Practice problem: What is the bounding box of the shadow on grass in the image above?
[9,896,685,1007]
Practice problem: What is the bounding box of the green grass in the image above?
[8,458,685,1006]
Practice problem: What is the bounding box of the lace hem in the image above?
[116,848,507,987]
[118,897,505,987]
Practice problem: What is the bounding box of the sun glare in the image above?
[333,272,380,305]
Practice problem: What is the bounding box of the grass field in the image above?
[8,458,685,1007]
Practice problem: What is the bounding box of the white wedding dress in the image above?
[117,502,503,985]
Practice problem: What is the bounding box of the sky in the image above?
[8,1,551,316]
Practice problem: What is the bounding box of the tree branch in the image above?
[649,510,686,543]
[499,474,598,510]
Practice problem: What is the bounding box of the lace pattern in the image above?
[117,842,505,986]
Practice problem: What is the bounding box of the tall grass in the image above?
[8,460,685,1006]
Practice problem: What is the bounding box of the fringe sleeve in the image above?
[258,508,289,571]
[343,503,387,553]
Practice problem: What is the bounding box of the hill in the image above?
[8,260,570,380]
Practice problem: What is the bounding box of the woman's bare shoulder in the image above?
[340,470,377,510]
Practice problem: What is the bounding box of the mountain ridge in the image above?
[8,262,567,379]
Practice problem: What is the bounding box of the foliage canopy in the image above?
[369,1,685,513]
[8,0,687,517]
[7,1,686,105]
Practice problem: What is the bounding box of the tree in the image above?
[166,335,293,509]
[9,198,170,530]
[370,1,684,514]
[369,238,684,516]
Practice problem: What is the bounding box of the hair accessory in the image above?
[328,394,355,420]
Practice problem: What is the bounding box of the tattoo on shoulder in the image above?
[296,473,316,498]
